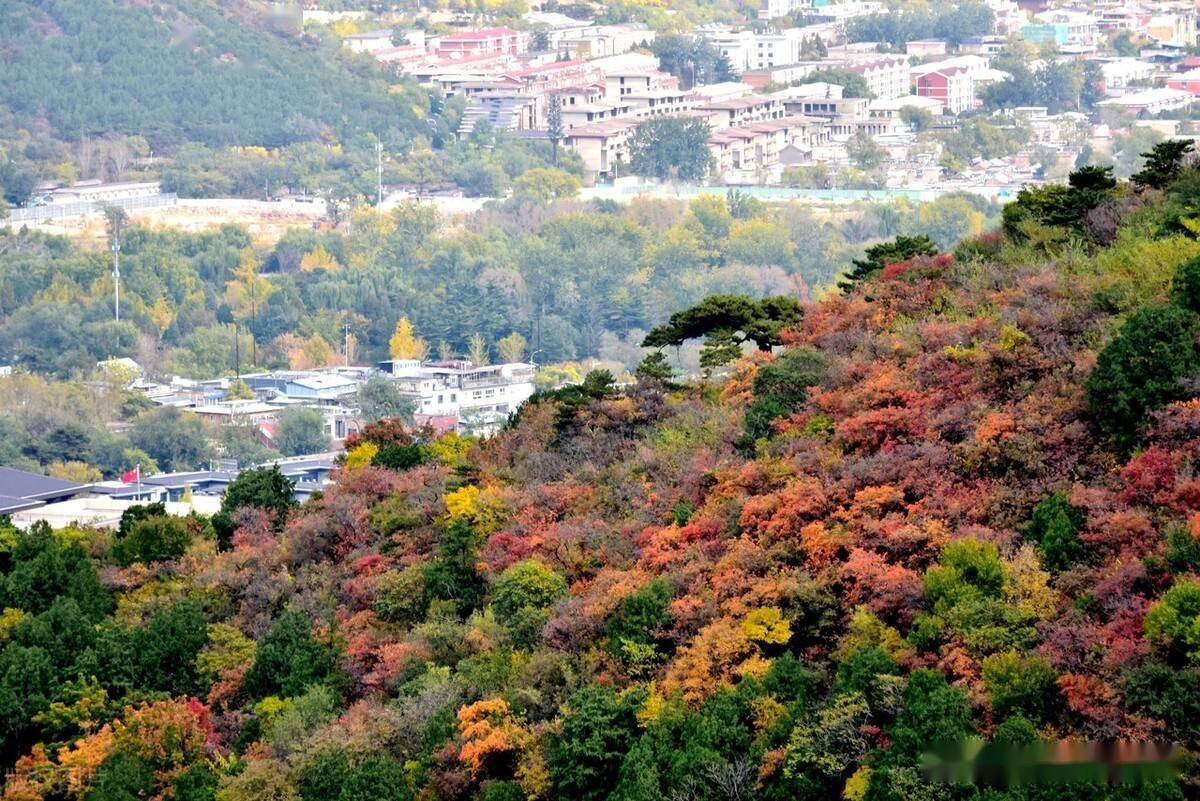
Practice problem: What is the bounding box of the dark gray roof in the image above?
[0,494,45,515]
[0,467,88,500]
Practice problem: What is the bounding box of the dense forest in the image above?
[0,143,1199,801]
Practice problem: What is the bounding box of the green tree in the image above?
[1132,140,1195,190]
[838,235,937,293]
[981,650,1058,722]
[549,685,645,801]
[924,538,1005,612]
[846,130,883,171]
[628,118,712,182]
[607,579,674,664]
[634,351,676,385]
[130,407,210,472]
[423,517,486,616]
[1145,578,1200,664]
[211,466,295,549]
[242,609,341,699]
[511,168,581,203]
[743,346,826,443]
[642,295,803,369]
[794,69,873,98]
[275,407,330,457]
[1086,304,1200,450]
[491,559,568,648]
[356,377,416,423]
[1025,492,1085,571]
[111,515,192,566]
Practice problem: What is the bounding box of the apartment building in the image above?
[437,27,530,57]
[840,56,910,100]
[701,27,807,72]
[708,115,830,177]
[696,95,786,127]
[915,67,975,114]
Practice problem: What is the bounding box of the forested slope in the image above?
[0,0,412,146]
[3,149,1200,801]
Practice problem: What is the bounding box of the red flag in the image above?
[121,466,139,484]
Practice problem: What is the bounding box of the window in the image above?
[438,394,444,404]
[451,393,457,402]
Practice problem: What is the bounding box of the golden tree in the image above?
[389,317,429,361]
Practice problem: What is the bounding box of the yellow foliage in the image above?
[662,618,754,706]
[344,442,378,470]
[637,691,667,728]
[445,485,509,533]
[997,324,1031,351]
[1004,544,1059,621]
[49,461,103,483]
[835,607,909,662]
[426,432,474,465]
[843,766,872,801]
[741,607,793,646]
[148,296,175,337]
[389,317,429,361]
[0,608,27,641]
[300,245,339,272]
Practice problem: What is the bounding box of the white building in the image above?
[1098,58,1157,93]
[382,360,537,434]
[701,27,808,72]
[1097,87,1197,115]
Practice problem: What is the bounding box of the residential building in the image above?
[700,27,807,72]
[758,0,814,21]
[343,29,395,54]
[1148,11,1198,47]
[696,95,786,127]
[740,62,822,90]
[437,27,530,57]
[906,39,948,58]
[1167,69,1200,99]
[562,119,640,181]
[839,56,910,100]
[1099,58,1158,93]
[557,24,654,59]
[380,360,537,434]
[916,67,975,114]
[1097,87,1196,115]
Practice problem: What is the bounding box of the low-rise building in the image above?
[1097,87,1196,115]
[1167,69,1200,99]
[380,360,537,435]
[906,39,948,58]
[1099,58,1158,93]
[437,27,530,57]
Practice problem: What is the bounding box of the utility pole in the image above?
[343,320,351,366]
[376,137,383,206]
[102,204,127,330]
[111,232,121,324]
[234,322,241,379]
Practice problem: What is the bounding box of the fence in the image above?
[5,193,179,224]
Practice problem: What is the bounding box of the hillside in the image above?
[0,0,413,147]
[3,148,1200,801]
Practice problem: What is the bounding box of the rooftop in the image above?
[0,466,89,500]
